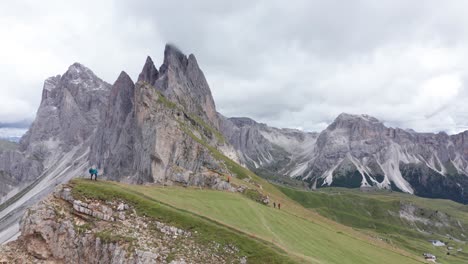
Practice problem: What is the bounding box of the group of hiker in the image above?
[225,175,282,210]
[273,202,281,210]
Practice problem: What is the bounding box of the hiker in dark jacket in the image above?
[273,202,276,208]
[89,168,94,179]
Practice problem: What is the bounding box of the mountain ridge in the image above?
[224,111,468,203]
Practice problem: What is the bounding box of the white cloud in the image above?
[2,0,468,135]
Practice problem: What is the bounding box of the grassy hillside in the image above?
[278,186,468,264]
[71,179,296,264]
[72,179,425,263]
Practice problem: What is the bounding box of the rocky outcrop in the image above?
[0,185,245,263]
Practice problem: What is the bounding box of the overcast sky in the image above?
[2,0,468,134]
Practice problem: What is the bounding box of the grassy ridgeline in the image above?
[71,179,425,264]
[71,179,297,264]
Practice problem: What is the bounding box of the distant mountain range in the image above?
[2,44,468,243]
[222,113,468,204]
[0,121,30,142]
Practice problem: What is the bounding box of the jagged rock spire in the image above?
[109,71,135,123]
[138,56,159,85]
[162,44,187,70]
[90,71,136,180]
[154,44,220,129]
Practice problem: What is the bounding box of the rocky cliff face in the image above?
[89,66,236,186]
[223,113,468,203]
[89,44,238,185]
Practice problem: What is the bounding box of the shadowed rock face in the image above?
[222,113,468,203]
[89,71,137,181]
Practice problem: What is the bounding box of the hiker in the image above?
[273,202,276,208]
[278,203,281,210]
[93,168,98,181]
[227,176,230,183]
[89,168,98,181]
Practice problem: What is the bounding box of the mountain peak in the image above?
[228,117,259,127]
[138,56,159,85]
[325,113,384,133]
[69,62,87,69]
[162,44,188,72]
[66,62,93,75]
[165,43,184,56]
[334,113,381,123]
[62,62,103,86]
[115,71,134,86]
[155,44,219,128]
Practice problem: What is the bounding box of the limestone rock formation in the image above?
[223,113,468,203]
[89,76,233,185]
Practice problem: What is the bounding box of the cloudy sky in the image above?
[2,0,468,134]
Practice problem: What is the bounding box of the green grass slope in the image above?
[71,179,296,264]
[73,179,425,263]
[278,186,468,264]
